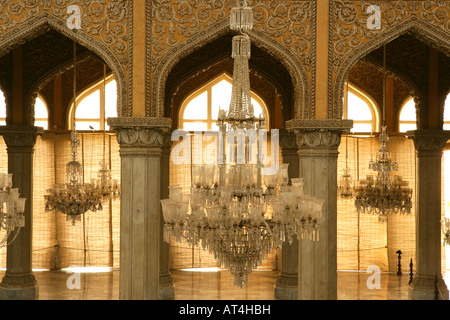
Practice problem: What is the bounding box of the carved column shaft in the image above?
[109,117,171,300]
[159,132,174,300]
[275,130,299,300]
[287,119,352,300]
[407,129,450,300]
[0,125,42,300]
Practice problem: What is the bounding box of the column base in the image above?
[274,274,298,300]
[0,274,38,300]
[408,275,449,300]
[159,273,175,300]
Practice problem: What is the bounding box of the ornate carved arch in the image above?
[150,18,310,121]
[331,16,450,122]
[0,12,129,123]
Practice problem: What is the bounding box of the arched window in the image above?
[343,83,380,133]
[34,95,49,130]
[179,73,268,131]
[0,91,48,129]
[68,75,117,130]
[399,97,416,133]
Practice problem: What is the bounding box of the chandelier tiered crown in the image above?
[161,0,323,287]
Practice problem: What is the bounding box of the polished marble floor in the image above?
[5,268,448,300]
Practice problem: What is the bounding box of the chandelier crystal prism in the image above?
[161,0,323,287]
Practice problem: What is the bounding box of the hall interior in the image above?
[0,1,448,301]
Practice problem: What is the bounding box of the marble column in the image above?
[159,132,175,300]
[108,117,171,300]
[274,130,299,300]
[406,129,450,300]
[287,119,352,300]
[0,125,43,300]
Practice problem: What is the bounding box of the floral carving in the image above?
[150,0,314,72]
[0,0,130,61]
[149,0,315,120]
[0,0,132,117]
[330,0,450,119]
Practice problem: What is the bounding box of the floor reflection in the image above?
[2,269,448,300]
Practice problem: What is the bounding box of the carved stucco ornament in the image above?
[0,1,132,118]
[330,1,450,120]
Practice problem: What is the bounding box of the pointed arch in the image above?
[332,16,450,121]
[0,12,129,123]
[150,18,310,121]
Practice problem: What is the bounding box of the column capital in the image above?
[279,129,297,152]
[107,117,172,157]
[0,125,43,150]
[406,129,450,153]
[286,119,353,150]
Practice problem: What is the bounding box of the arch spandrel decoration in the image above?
[330,0,450,120]
[0,1,132,118]
[149,0,316,120]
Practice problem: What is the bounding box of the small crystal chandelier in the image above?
[90,65,120,202]
[161,0,323,287]
[45,42,103,225]
[338,134,354,199]
[442,218,450,246]
[0,173,26,247]
[353,45,412,222]
[92,142,120,202]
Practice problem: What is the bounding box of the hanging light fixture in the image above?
[161,0,323,287]
[0,173,26,247]
[338,136,354,199]
[353,45,412,222]
[44,42,103,225]
[91,64,120,202]
[442,218,450,246]
[338,81,354,200]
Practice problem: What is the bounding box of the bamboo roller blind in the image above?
[0,132,446,273]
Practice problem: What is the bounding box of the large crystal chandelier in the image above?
[353,45,412,222]
[0,173,26,247]
[44,42,103,225]
[161,0,323,287]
